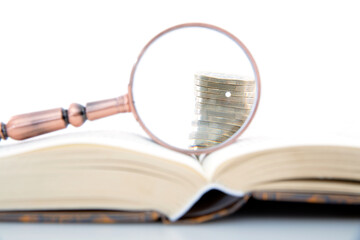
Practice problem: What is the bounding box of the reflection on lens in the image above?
[189,72,255,150]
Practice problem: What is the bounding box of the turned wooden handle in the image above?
[0,95,130,141]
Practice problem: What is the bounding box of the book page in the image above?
[202,132,360,180]
[0,130,205,176]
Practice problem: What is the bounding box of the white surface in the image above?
[0,216,360,240]
[1,0,360,238]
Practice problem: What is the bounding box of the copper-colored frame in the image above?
[128,22,261,156]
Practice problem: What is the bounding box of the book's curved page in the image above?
[0,131,210,221]
[202,134,360,195]
[203,134,360,180]
[0,130,203,173]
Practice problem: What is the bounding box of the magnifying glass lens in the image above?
[131,25,259,153]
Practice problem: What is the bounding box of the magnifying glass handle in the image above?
[0,94,130,142]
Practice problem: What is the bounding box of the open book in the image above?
[0,130,360,223]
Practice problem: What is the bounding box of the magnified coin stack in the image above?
[189,72,256,150]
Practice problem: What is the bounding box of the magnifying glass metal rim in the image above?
[0,22,260,155]
[128,22,261,156]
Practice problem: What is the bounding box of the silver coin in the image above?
[194,108,250,120]
[191,126,237,137]
[195,91,255,103]
[195,102,252,115]
[189,139,224,148]
[195,72,255,85]
[195,79,256,91]
[195,86,256,97]
[189,145,206,150]
[195,97,254,109]
[190,139,223,146]
[189,139,229,147]
[192,120,243,131]
[195,77,255,86]
[189,143,216,150]
[190,132,231,142]
[194,114,246,126]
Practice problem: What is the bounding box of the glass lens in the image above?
[131,24,259,152]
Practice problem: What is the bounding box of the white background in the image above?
[1,0,360,145]
[1,0,360,239]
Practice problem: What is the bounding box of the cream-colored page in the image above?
[0,130,210,221]
[202,132,360,189]
[0,130,204,174]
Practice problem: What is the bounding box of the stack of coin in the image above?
[189,72,256,150]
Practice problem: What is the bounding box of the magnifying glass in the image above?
[0,23,261,156]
